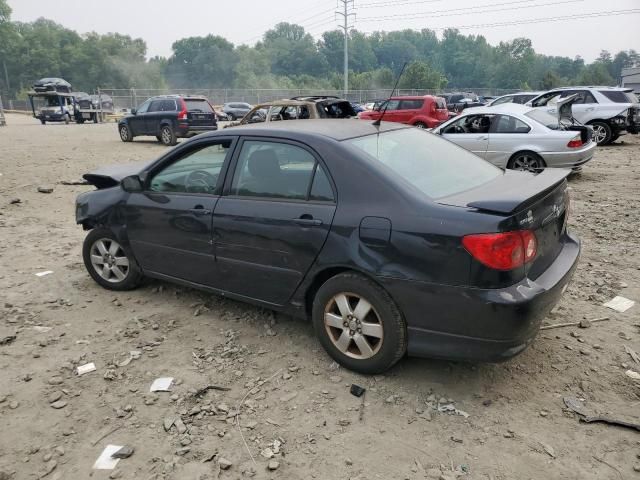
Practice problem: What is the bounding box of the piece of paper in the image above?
[93,444,123,470]
[35,270,53,277]
[150,377,174,392]
[603,296,635,313]
[625,370,640,380]
[77,362,96,375]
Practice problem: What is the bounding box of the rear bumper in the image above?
[541,142,596,169]
[380,231,580,362]
[176,124,218,137]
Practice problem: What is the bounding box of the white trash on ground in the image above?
[603,296,635,313]
[149,377,174,392]
[93,444,123,469]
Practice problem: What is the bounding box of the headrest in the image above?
[247,150,281,178]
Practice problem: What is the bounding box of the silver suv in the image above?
[527,87,640,145]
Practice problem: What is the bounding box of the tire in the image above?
[160,124,177,146]
[156,135,162,142]
[119,124,133,142]
[227,113,235,121]
[507,151,546,173]
[93,113,99,124]
[77,118,85,124]
[590,121,612,146]
[40,119,46,125]
[82,228,143,291]
[414,122,427,129]
[312,272,407,374]
[610,133,620,143]
[64,114,70,125]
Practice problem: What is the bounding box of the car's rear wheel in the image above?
[610,133,620,143]
[507,151,545,173]
[119,124,133,142]
[82,228,143,291]
[590,121,612,146]
[160,125,177,146]
[40,119,46,125]
[227,113,235,121]
[64,114,70,125]
[414,122,427,129]
[312,272,407,374]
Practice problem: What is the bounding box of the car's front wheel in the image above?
[507,151,545,173]
[160,125,177,146]
[312,272,407,374]
[82,228,143,291]
[414,122,427,129]
[227,113,235,121]
[590,121,612,146]
[119,124,133,142]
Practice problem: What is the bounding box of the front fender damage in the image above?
[75,187,127,230]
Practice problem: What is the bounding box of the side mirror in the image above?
[131,108,137,115]
[121,175,143,193]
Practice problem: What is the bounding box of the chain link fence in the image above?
[1,87,521,113]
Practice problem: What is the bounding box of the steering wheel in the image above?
[185,170,216,193]
[453,125,465,134]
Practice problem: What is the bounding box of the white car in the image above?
[526,87,640,145]
[431,102,596,172]
[487,92,544,106]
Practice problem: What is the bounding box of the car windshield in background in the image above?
[525,109,559,129]
[185,100,213,112]
[599,90,638,103]
[345,128,501,199]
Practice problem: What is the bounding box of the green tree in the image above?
[398,61,447,90]
[261,23,328,77]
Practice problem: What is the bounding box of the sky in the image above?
[7,0,640,62]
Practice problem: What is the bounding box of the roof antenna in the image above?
[373,62,407,127]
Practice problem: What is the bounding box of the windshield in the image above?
[525,109,558,129]
[185,100,213,113]
[345,128,501,199]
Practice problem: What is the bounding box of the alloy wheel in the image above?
[120,126,129,141]
[324,292,383,359]
[512,154,541,173]
[592,125,607,144]
[161,127,172,144]
[89,238,130,283]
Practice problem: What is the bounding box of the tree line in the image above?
[0,0,638,98]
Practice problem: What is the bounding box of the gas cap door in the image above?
[359,217,392,247]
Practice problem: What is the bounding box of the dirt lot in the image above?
[0,113,639,480]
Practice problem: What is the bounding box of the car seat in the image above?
[237,150,284,196]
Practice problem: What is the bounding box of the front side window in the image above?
[136,100,151,114]
[346,128,501,199]
[377,100,400,111]
[491,115,531,134]
[230,141,317,200]
[241,108,266,124]
[442,114,492,134]
[149,140,232,194]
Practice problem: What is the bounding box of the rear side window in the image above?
[491,115,531,134]
[399,99,424,110]
[346,128,501,199]
[310,166,334,202]
[322,101,356,118]
[599,90,637,103]
[231,141,317,200]
[160,100,177,111]
[185,100,213,113]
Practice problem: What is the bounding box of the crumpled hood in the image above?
[83,159,154,189]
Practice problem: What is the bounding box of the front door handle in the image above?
[188,205,212,216]
[293,215,322,226]
[477,135,488,140]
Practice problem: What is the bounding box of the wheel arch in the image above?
[507,149,546,168]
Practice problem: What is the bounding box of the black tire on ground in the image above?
[590,121,612,146]
[228,113,235,121]
[82,227,143,291]
[160,124,177,146]
[610,133,620,143]
[414,122,427,129]
[156,135,162,142]
[312,272,407,374]
[93,113,99,124]
[507,151,546,173]
[77,118,85,124]
[119,124,133,142]
[40,119,46,125]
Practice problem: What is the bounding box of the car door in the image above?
[128,99,151,135]
[397,99,423,123]
[440,114,491,159]
[123,137,236,286]
[145,99,175,136]
[559,90,597,124]
[486,114,532,168]
[212,138,337,305]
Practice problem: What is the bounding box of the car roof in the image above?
[252,99,314,108]
[217,119,410,141]
[389,95,438,100]
[150,95,208,100]
[546,86,629,91]
[461,103,535,115]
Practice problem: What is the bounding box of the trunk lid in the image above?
[439,169,571,280]
[556,93,578,125]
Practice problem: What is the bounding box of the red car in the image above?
[358,95,449,128]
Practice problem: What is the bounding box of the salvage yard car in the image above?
[76,120,579,373]
[527,86,640,145]
[118,95,217,146]
[432,101,595,172]
[358,95,449,128]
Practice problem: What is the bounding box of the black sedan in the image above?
[75,120,580,373]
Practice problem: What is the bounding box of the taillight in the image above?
[430,102,436,113]
[567,134,582,148]
[462,230,537,271]
[177,99,187,120]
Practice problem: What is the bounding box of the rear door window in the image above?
[491,115,531,134]
[309,165,334,202]
[399,99,424,110]
[148,100,163,113]
[160,100,177,111]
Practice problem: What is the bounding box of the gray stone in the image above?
[48,376,64,385]
[176,447,190,456]
[8,401,18,409]
[50,400,67,409]
[268,460,280,471]
[43,453,53,462]
[279,392,298,402]
[48,392,63,403]
[111,446,134,459]
[9,198,21,204]
[37,187,54,194]
[175,418,187,434]
[109,470,123,479]
[218,458,232,470]
[163,417,175,432]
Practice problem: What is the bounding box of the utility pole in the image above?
[336,0,355,97]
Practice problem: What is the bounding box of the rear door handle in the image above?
[293,217,323,226]
[189,206,212,216]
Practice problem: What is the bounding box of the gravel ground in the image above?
[0,113,639,480]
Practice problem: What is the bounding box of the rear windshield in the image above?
[345,128,501,199]
[598,90,637,103]
[186,100,213,113]
[435,98,447,109]
[321,101,356,118]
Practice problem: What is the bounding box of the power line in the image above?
[359,9,640,32]
[358,0,443,7]
[357,0,583,21]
